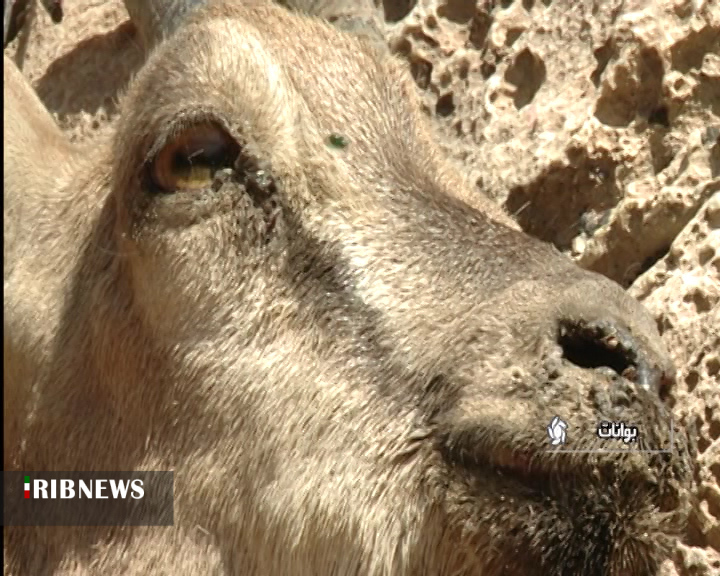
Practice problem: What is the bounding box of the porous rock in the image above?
[386,3,718,573]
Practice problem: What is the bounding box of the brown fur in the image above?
[3,1,693,575]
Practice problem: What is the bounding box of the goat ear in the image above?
[123,0,208,50]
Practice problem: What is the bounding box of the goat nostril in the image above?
[557,319,640,384]
[557,319,674,395]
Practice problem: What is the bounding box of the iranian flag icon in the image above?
[24,476,30,499]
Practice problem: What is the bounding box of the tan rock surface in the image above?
[5,0,142,143]
[5,0,719,574]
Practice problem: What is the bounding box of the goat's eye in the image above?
[149,123,240,192]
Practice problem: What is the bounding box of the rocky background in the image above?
[5,0,719,573]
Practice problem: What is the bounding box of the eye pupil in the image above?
[172,151,190,172]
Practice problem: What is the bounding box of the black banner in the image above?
[3,471,174,526]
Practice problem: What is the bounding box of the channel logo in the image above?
[4,471,173,526]
[22,475,144,500]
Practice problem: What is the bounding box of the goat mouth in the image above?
[459,436,651,499]
[479,445,673,508]
[444,441,584,499]
[483,448,578,497]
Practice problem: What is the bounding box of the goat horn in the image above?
[123,0,207,49]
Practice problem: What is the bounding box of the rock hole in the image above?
[708,199,720,229]
[696,74,720,118]
[594,67,635,127]
[410,55,434,90]
[505,27,524,47]
[504,152,619,250]
[648,105,670,127]
[685,370,699,392]
[469,11,492,49]
[711,462,720,484]
[458,59,470,80]
[670,26,720,73]
[707,356,719,378]
[480,61,496,78]
[500,0,514,8]
[712,257,720,274]
[504,48,546,109]
[437,0,476,23]
[595,47,664,127]
[656,315,672,336]
[435,92,456,116]
[697,434,711,455]
[649,131,675,174]
[390,37,412,56]
[698,246,715,266]
[637,48,665,117]
[382,0,417,23]
[673,0,693,18]
[522,0,534,10]
[684,289,713,314]
[706,478,720,518]
[407,25,440,48]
